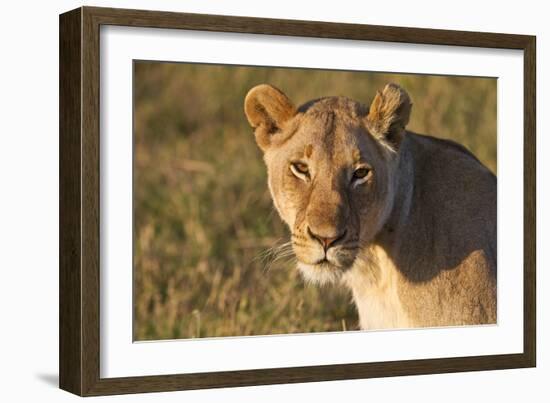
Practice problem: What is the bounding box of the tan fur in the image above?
[244,84,297,151]
[244,83,497,330]
[366,84,412,148]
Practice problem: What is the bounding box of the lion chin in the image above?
[296,261,347,286]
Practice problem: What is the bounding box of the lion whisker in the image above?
[255,240,296,273]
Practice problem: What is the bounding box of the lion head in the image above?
[244,83,412,285]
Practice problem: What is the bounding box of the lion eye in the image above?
[353,167,369,179]
[290,162,309,180]
[352,167,371,185]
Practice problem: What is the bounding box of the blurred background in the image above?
[133,61,496,341]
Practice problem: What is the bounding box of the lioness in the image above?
[244,83,496,330]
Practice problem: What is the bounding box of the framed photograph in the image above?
[59,6,536,396]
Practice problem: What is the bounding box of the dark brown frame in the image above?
[59,6,536,396]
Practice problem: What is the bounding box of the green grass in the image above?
[133,61,496,340]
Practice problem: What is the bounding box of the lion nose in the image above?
[307,227,347,251]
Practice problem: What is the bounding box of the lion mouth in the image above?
[291,240,357,284]
[293,247,355,271]
[315,257,330,265]
[305,256,350,272]
[313,252,356,269]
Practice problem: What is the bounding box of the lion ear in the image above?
[366,83,412,149]
[244,84,296,151]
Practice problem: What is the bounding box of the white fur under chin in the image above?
[296,261,344,286]
[298,248,412,330]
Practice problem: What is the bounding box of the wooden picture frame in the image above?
[59,6,536,396]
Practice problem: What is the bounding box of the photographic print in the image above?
[60,7,535,395]
[133,61,497,341]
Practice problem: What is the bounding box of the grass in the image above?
[133,61,496,340]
